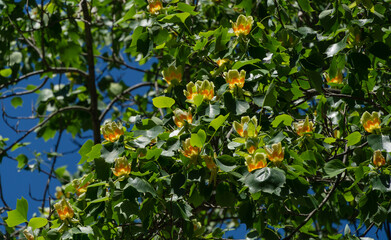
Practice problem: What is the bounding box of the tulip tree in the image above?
[1,0,391,239]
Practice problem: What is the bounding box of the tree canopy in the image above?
[1,0,391,239]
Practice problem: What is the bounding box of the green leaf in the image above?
[101,141,125,163]
[243,168,286,195]
[6,197,28,227]
[271,114,294,128]
[177,2,198,15]
[115,5,136,24]
[368,135,391,152]
[29,217,48,230]
[209,114,229,131]
[325,36,347,58]
[307,71,323,94]
[216,182,235,207]
[215,157,237,172]
[128,177,157,197]
[11,97,23,108]
[263,82,277,107]
[16,154,28,169]
[87,196,110,206]
[236,101,250,115]
[232,59,261,70]
[152,96,175,108]
[298,0,313,12]
[193,94,204,107]
[0,68,12,77]
[372,175,391,193]
[78,140,94,164]
[86,144,102,162]
[345,132,361,147]
[160,12,191,25]
[324,159,345,178]
[369,42,391,60]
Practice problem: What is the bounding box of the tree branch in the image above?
[0,77,49,99]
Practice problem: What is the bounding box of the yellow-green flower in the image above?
[265,142,285,165]
[233,116,258,138]
[293,116,313,136]
[162,65,182,85]
[173,108,193,128]
[373,150,386,167]
[101,121,124,142]
[54,198,74,221]
[112,156,131,178]
[148,0,163,14]
[360,111,381,133]
[181,138,201,160]
[225,69,246,89]
[231,14,253,37]
[246,153,267,172]
[196,80,215,101]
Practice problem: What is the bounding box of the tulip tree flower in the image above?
[184,80,215,103]
[162,65,182,85]
[181,138,201,161]
[101,121,125,142]
[360,111,381,133]
[54,198,74,221]
[233,116,258,138]
[373,150,386,167]
[224,69,246,89]
[325,72,343,84]
[293,116,314,136]
[173,108,193,128]
[246,152,267,172]
[112,156,132,179]
[231,14,253,37]
[148,0,163,15]
[265,142,285,165]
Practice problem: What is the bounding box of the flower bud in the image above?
[246,152,267,172]
[148,0,163,14]
[293,116,313,136]
[101,121,124,142]
[162,65,182,85]
[23,229,34,240]
[112,156,131,178]
[54,198,74,221]
[265,142,285,164]
[360,111,381,133]
[373,150,386,167]
[173,108,193,128]
[233,116,258,138]
[231,14,253,37]
[225,69,246,89]
[181,138,201,160]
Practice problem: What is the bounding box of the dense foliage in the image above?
[1,0,391,239]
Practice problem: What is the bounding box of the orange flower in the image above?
[265,142,285,165]
[293,116,313,136]
[231,14,253,37]
[101,121,124,142]
[54,198,74,221]
[162,65,182,85]
[181,138,201,160]
[112,156,131,178]
[148,0,163,14]
[184,80,215,103]
[225,69,246,89]
[360,111,381,133]
[246,153,267,172]
[373,150,386,167]
[233,116,258,138]
[245,137,259,154]
[216,58,229,67]
[173,108,193,128]
[324,72,343,84]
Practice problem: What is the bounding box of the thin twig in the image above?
[0,77,49,99]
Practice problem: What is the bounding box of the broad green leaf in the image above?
[236,101,250,115]
[152,96,175,108]
[11,97,23,108]
[369,42,391,60]
[232,59,261,70]
[368,135,391,152]
[115,5,136,24]
[307,71,323,94]
[0,68,12,77]
[263,82,277,107]
[271,114,294,128]
[345,132,361,146]
[325,36,347,58]
[215,155,237,172]
[372,175,391,193]
[193,94,204,107]
[216,182,235,207]
[29,217,48,230]
[87,196,109,206]
[86,144,102,162]
[78,140,94,164]
[243,168,286,195]
[128,177,157,197]
[177,2,198,15]
[298,0,313,12]
[324,159,345,178]
[209,114,229,131]
[6,197,28,227]
[101,141,125,163]
[16,154,28,169]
